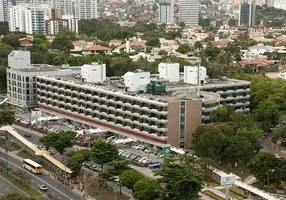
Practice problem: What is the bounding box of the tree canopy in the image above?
[39,130,76,154]
[155,163,203,200]
[133,178,161,200]
[67,149,91,174]
[0,192,35,200]
[120,169,144,190]
[90,138,118,169]
[0,107,15,126]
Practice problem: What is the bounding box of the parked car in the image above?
[118,151,124,156]
[134,157,141,162]
[39,184,48,191]
[124,153,131,158]
[24,133,31,138]
[121,152,128,157]
[134,145,145,150]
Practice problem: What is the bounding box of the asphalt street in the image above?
[0,175,27,196]
[0,151,83,200]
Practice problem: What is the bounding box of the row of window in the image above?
[39,98,167,137]
[37,82,168,112]
[202,84,249,93]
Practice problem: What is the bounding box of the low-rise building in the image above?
[82,45,112,55]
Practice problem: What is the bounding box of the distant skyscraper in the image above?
[9,5,45,34]
[0,0,8,22]
[74,0,98,19]
[158,0,174,24]
[179,0,199,26]
[238,0,256,27]
[55,0,72,15]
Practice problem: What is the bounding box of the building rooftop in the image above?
[38,72,249,103]
[12,64,81,72]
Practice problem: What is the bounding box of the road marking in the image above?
[0,157,74,200]
[5,188,9,191]
[0,192,3,195]
[31,180,34,183]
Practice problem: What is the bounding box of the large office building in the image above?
[0,0,8,22]
[238,1,256,27]
[6,51,81,108]
[6,52,250,148]
[179,0,199,26]
[158,0,174,24]
[9,5,45,34]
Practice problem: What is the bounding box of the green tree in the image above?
[225,135,253,160]
[247,152,284,184]
[192,123,233,160]
[155,163,203,200]
[178,44,191,54]
[90,138,118,169]
[0,66,7,93]
[67,149,91,174]
[1,34,20,48]
[100,160,130,180]
[52,29,75,51]
[252,100,280,132]
[0,44,13,59]
[120,169,144,190]
[158,50,168,56]
[133,178,161,200]
[53,131,76,154]
[0,107,15,125]
[0,22,9,35]
[146,37,160,47]
[210,105,235,122]
[110,57,135,76]
[194,41,203,50]
[39,133,59,151]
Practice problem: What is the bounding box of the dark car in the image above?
[24,133,31,138]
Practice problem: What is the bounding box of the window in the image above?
[26,77,29,82]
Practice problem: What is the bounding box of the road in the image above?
[0,175,27,196]
[0,151,83,200]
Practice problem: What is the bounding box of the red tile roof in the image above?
[84,45,112,51]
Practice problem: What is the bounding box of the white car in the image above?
[275,154,280,158]
[134,145,145,150]
[39,184,48,191]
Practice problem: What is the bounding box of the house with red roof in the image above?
[82,45,112,55]
[20,38,33,47]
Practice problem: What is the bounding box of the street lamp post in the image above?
[5,134,8,173]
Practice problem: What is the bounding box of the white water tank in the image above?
[81,63,106,83]
[158,63,179,82]
[184,66,206,85]
[124,70,150,92]
[8,50,31,69]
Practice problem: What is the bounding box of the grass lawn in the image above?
[0,172,48,200]
[203,190,224,200]
[218,162,251,180]
[17,149,34,160]
[86,184,129,200]
[0,138,22,152]
[205,176,220,187]
[219,188,247,199]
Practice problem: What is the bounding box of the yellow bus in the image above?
[23,159,43,174]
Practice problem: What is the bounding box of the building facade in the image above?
[158,0,174,24]
[179,0,199,26]
[9,5,45,34]
[6,51,81,108]
[74,0,98,20]
[0,0,8,22]
[45,18,69,35]
[238,1,256,27]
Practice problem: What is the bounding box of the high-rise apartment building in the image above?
[238,1,256,27]
[74,0,98,19]
[158,0,174,24]
[9,5,45,34]
[0,0,8,22]
[62,14,78,34]
[179,0,199,26]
